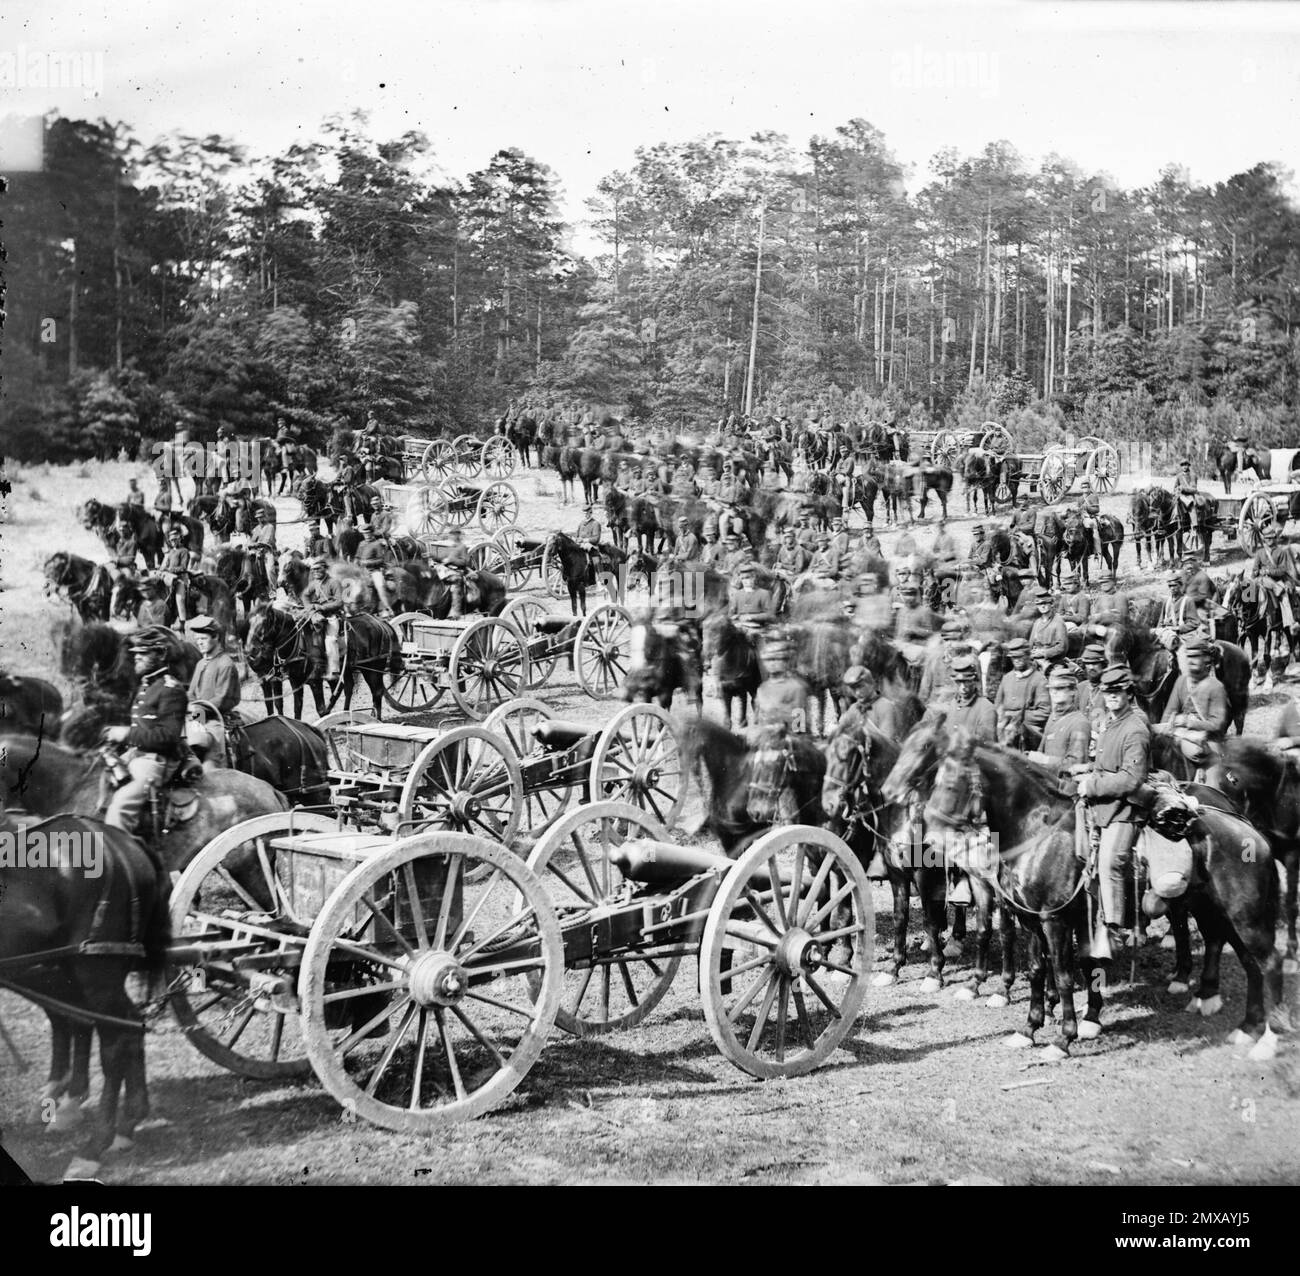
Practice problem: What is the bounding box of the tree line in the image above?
[3,111,1297,463]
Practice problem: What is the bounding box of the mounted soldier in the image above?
[1026,665,1091,771]
[667,515,701,571]
[357,524,396,617]
[946,653,997,743]
[994,636,1051,751]
[575,502,606,588]
[434,526,472,619]
[1175,458,1202,535]
[1076,478,1100,535]
[1248,521,1298,629]
[699,525,724,570]
[185,615,243,766]
[1010,492,1037,561]
[1157,634,1229,771]
[1076,641,1109,743]
[102,628,191,837]
[1027,585,1069,669]
[159,524,197,626]
[302,558,345,680]
[775,527,810,584]
[249,504,279,590]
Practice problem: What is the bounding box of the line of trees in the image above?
[2,111,1297,463]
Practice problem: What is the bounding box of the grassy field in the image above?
[1,455,1298,1185]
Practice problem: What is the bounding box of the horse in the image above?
[1060,510,1094,586]
[156,510,206,558]
[215,545,275,618]
[78,500,162,569]
[0,810,170,1163]
[44,553,113,623]
[623,615,703,712]
[0,671,63,737]
[326,612,403,717]
[1171,490,1216,560]
[1144,487,1178,563]
[787,603,855,735]
[555,444,580,505]
[1128,489,1163,569]
[293,474,337,533]
[700,614,763,729]
[246,600,326,717]
[676,716,825,856]
[1034,511,1063,589]
[963,450,997,515]
[1222,574,1299,686]
[1218,445,1270,494]
[544,532,623,616]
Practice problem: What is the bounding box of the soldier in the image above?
[994,637,1051,750]
[304,519,333,561]
[720,532,746,575]
[929,517,958,569]
[893,580,939,650]
[861,521,883,558]
[1159,634,1229,747]
[186,615,242,763]
[1159,569,1198,630]
[138,577,172,629]
[968,523,990,569]
[103,628,189,836]
[1181,557,1221,630]
[1074,665,1152,959]
[249,505,278,590]
[795,511,819,555]
[369,494,396,541]
[1027,585,1069,667]
[730,560,779,634]
[274,416,295,470]
[751,636,809,737]
[1076,478,1100,534]
[1249,521,1299,629]
[1174,458,1201,534]
[435,526,472,618]
[303,558,344,679]
[126,477,146,510]
[699,525,725,571]
[1011,492,1038,560]
[668,515,701,569]
[918,617,969,709]
[575,502,605,587]
[804,531,841,586]
[1026,666,1091,770]
[829,515,852,563]
[776,528,810,582]
[1057,572,1090,631]
[947,654,997,743]
[838,664,900,745]
[1076,641,1109,738]
[357,525,396,617]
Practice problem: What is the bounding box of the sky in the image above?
[3,0,1299,248]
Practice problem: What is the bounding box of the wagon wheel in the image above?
[420,439,457,483]
[398,725,523,849]
[169,811,339,1079]
[1037,448,1069,504]
[980,421,1012,458]
[383,613,447,714]
[574,603,632,699]
[500,597,564,689]
[480,436,517,479]
[1084,442,1120,495]
[1238,492,1280,554]
[525,802,683,1037]
[540,543,568,601]
[930,429,963,470]
[589,702,685,827]
[449,617,531,720]
[492,526,532,591]
[700,825,871,1079]
[299,833,563,1130]
[483,697,573,835]
[452,434,483,479]
[1074,434,1104,452]
[316,709,378,771]
[443,482,478,532]
[468,538,508,580]
[405,485,448,540]
[476,481,520,535]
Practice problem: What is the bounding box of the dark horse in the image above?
[0,669,63,736]
[676,716,825,856]
[543,531,623,616]
[1222,574,1300,686]
[327,613,404,717]
[246,600,327,718]
[700,614,763,729]
[623,616,704,713]
[0,811,169,1163]
[44,552,113,623]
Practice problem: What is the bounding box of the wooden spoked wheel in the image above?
[468,538,509,579]
[448,617,531,720]
[452,435,482,478]
[441,483,478,533]
[483,697,573,836]
[491,527,532,591]
[574,603,632,699]
[1084,442,1120,495]
[316,709,378,771]
[1038,448,1069,504]
[499,597,565,689]
[1238,492,1280,554]
[397,725,523,846]
[980,422,1012,458]
[420,439,457,482]
[930,429,963,470]
[525,802,682,1036]
[405,486,446,540]
[169,812,338,1079]
[383,613,446,714]
[476,482,520,535]
[542,544,567,600]
[589,702,685,828]
[299,833,563,1130]
[700,825,871,1079]
[481,436,516,479]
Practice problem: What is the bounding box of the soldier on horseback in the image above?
[434,526,472,618]
[1076,478,1100,534]
[1026,666,1092,770]
[302,558,344,680]
[666,515,701,570]
[1248,521,1298,629]
[1027,585,1069,669]
[575,502,606,588]
[357,523,397,617]
[1011,492,1037,560]
[185,615,242,765]
[775,527,810,583]
[249,505,278,591]
[1175,458,1202,535]
[103,628,191,837]
[159,524,197,627]
[1157,634,1229,768]
[994,637,1051,751]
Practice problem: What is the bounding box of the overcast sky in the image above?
[5,0,1300,240]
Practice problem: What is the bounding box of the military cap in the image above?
[1181,635,1211,656]
[1081,642,1107,664]
[166,525,185,539]
[951,655,979,681]
[842,664,871,688]
[129,625,173,652]
[941,617,968,637]
[1234,434,1247,443]
[972,523,985,534]
[1099,665,1134,691]
[189,615,219,634]
[1048,667,1078,688]
[1005,637,1029,655]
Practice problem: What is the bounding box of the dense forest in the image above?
[2,111,1298,462]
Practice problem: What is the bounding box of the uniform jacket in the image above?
[777,544,810,575]
[1087,705,1151,827]
[1029,614,1069,661]
[250,523,277,550]
[1162,673,1229,740]
[994,668,1051,745]
[128,668,188,759]
[755,674,808,731]
[161,546,192,574]
[303,577,344,615]
[670,532,701,564]
[1040,709,1091,768]
[576,517,603,545]
[946,696,997,744]
[1251,544,1297,584]
[189,652,243,717]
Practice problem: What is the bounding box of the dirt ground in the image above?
[2,454,1298,1185]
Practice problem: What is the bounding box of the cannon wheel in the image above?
[1084,442,1120,495]
[452,434,482,479]
[589,702,685,827]
[574,603,632,699]
[930,428,963,470]
[421,439,456,483]
[492,526,532,591]
[468,538,509,579]
[397,724,523,846]
[169,811,339,1079]
[476,481,520,536]
[700,825,871,1079]
[316,708,378,770]
[1239,491,1280,554]
[405,485,446,540]
[1038,448,1069,504]
[500,597,564,689]
[440,481,478,533]
[980,422,1012,458]
[449,617,531,720]
[384,613,447,713]
[484,697,573,835]
[300,833,563,1130]
[526,802,683,1037]
[481,436,516,479]
[540,543,568,601]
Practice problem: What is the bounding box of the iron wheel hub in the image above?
[407,951,467,1007]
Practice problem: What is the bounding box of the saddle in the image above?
[1125,773,1199,902]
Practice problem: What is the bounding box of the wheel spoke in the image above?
[223,1004,257,1048]
[364,1002,417,1097]
[569,964,596,1016]
[435,1007,468,1102]
[401,863,430,949]
[767,856,789,929]
[450,1004,510,1071]
[802,972,843,1019]
[797,852,836,927]
[464,988,537,1021]
[449,868,502,951]
[340,996,404,1055]
[726,964,775,1022]
[432,855,461,950]
[617,961,639,1007]
[742,888,784,940]
[774,974,790,1062]
[746,972,782,1052]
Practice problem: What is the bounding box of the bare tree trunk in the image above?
[68,241,78,376]
[888,267,899,386]
[743,203,765,416]
[982,197,992,378]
